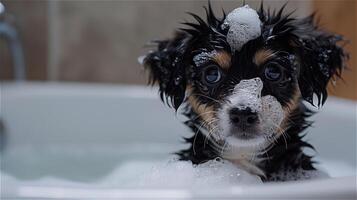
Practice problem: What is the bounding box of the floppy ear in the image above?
[292,16,348,106]
[142,31,191,110]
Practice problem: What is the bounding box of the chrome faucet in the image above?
[0,2,26,81]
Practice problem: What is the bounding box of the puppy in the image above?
[140,3,347,181]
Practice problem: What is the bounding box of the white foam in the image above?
[218,78,265,142]
[99,158,262,188]
[222,5,261,51]
[260,95,285,136]
[216,78,285,163]
[3,158,341,193]
[220,78,284,137]
[134,160,262,188]
[2,159,262,190]
[193,50,218,66]
[231,77,263,113]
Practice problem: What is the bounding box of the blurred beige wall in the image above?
[314,0,357,100]
[7,0,355,100]
[46,0,311,84]
[1,0,311,84]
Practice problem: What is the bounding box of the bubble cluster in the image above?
[231,77,263,113]
[222,5,262,52]
[219,78,284,141]
[193,50,218,66]
[139,158,262,187]
[260,95,285,135]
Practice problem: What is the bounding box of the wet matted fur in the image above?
[141,2,347,181]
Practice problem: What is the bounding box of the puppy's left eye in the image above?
[203,65,222,84]
[264,62,282,82]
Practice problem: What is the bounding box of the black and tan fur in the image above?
[141,2,347,181]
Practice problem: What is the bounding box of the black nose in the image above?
[229,108,258,129]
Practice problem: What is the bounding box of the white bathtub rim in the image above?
[3,176,356,199]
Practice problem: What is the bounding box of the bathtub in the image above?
[1,82,356,199]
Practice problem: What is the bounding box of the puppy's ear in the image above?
[293,15,348,106]
[142,32,190,110]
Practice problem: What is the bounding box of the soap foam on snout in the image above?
[260,95,285,137]
[224,78,284,137]
[229,78,263,113]
[217,78,285,157]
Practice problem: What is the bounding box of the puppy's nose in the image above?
[229,108,258,129]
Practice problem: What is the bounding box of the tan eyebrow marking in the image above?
[253,49,276,66]
[212,51,231,70]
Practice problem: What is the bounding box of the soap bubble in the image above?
[222,5,262,51]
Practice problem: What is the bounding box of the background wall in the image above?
[314,0,357,100]
[0,0,48,80]
[1,0,356,100]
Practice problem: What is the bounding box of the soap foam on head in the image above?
[222,5,262,52]
[193,50,218,66]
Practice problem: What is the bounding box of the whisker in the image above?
[190,93,222,104]
[193,117,219,154]
[220,140,228,155]
[204,123,220,147]
[190,110,219,121]
[192,120,210,155]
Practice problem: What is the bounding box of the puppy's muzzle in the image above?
[225,78,263,139]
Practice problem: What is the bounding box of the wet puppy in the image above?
[140,3,347,181]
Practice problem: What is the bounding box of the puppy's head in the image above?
[141,4,347,159]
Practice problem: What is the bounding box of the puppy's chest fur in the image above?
[177,102,315,181]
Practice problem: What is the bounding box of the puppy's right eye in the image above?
[264,62,282,82]
[202,65,222,85]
